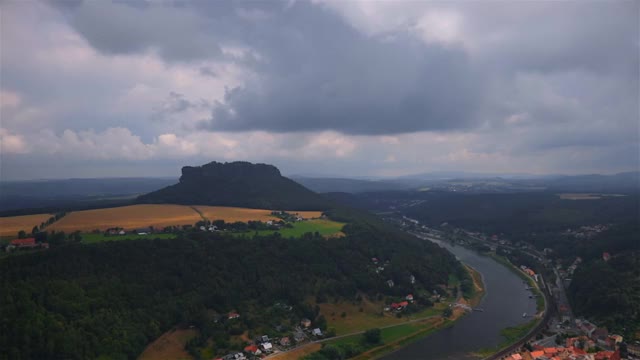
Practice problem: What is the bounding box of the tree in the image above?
[443,307,453,318]
[363,328,381,345]
[18,230,26,239]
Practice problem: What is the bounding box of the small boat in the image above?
[522,312,527,317]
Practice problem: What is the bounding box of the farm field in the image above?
[23,204,325,234]
[234,219,345,239]
[138,328,196,360]
[0,213,52,236]
[81,232,177,244]
[194,206,322,222]
[48,204,203,233]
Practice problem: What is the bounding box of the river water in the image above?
[383,237,537,360]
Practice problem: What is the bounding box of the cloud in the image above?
[0,0,637,179]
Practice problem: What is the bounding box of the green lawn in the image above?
[81,232,177,243]
[233,219,345,238]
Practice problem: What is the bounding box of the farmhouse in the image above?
[300,318,311,328]
[312,328,323,337]
[6,238,49,251]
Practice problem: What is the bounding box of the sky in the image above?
[1,0,638,180]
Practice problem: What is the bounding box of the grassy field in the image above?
[0,213,52,237]
[317,296,446,336]
[48,205,203,233]
[138,328,196,360]
[81,232,177,244]
[235,219,345,239]
[195,206,322,222]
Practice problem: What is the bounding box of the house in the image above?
[208,225,217,231]
[524,268,536,277]
[387,279,395,287]
[391,301,409,311]
[136,227,152,235]
[261,342,273,352]
[406,294,414,302]
[530,350,545,358]
[228,312,240,320]
[372,257,379,263]
[300,318,311,328]
[7,238,48,251]
[312,328,323,337]
[244,345,261,356]
[199,226,206,231]
[266,220,273,226]
[279,337,291,346]
[511,354,523,360]
[409,274,416,284]
[261,335,270,343]
[9,238,38,248]
[293,330,305,342]
[602,252,611,261]
[118,230,126,235]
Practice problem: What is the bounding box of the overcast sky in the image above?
[1,0,638,180]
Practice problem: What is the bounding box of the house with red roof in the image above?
[228,312,240,320]
[390,301,409,311]
[244,345,261,356]
[602,252,611,261]
[6,238,49,251]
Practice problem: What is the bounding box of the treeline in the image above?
[0,218,462,359]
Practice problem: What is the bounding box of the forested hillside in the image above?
[567,223,640,340]
[0,217,462,359]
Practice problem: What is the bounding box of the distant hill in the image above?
[137,161,330,210]
[542,171,640,193]
[0,177,177,212]
[291,176,409,193]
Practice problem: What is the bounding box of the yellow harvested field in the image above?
[138,328,196,360]
[49,205,202,232]
[194,206,322,222]
[0,213,52,236]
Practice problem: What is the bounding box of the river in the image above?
[383,236,538,360]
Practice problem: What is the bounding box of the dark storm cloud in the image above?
[52,0,638,136]
[55,0,485,135]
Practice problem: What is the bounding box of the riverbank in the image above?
[354,265,486,359]
[288,265,486,360]
[471,254,548,359]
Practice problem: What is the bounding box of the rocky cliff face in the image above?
[137,161,329,210]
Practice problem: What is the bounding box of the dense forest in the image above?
[0,215,463,359]
[567,223,640,340]
[138,161,330,210]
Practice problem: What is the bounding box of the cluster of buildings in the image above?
[563,225,609,239]
[505,319,626,360]
[506,346,621,360]
[214,318,324,360]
